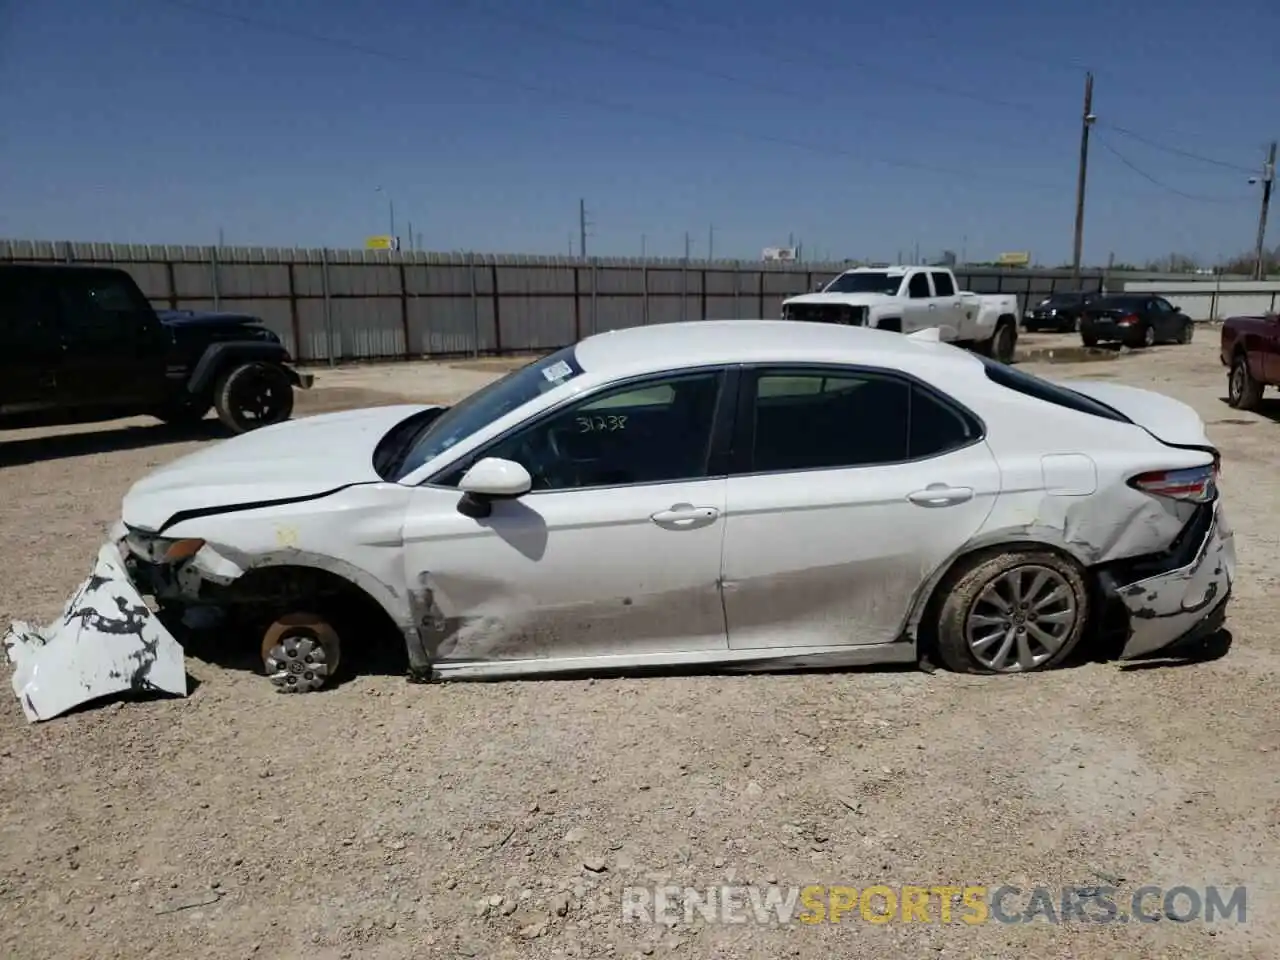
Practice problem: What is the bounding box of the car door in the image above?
[401,367,733,666]
[1150,297,1182,341]
[52,268,170,411]
[900,271,935,332]
[0,267,62,417]
[720,366,1002,650]
[929,270,966,336]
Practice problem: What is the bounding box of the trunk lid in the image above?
[1056,380,1213,449]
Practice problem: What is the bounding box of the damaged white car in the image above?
[7,320,1234,720]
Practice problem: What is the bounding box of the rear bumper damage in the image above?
[5,542,188,723]
[1105,500,1235,660]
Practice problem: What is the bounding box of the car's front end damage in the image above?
[5,525,189,723]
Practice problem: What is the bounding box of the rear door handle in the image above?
[907,484,974,507]
[651,503,720,528]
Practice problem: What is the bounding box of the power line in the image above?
[152,0,1061,191]
[1092,134,1253,204]
[1096,123,1259,175]
[569,0,1252,150]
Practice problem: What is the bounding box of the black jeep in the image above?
[0,263,312,434]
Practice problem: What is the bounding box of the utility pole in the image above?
[1071,72,1096,282]
[708,225,715,261]
[578,198,594,258]
[407,220,414,253]
[684,231,692,260]
[640,234,647,258]
[1252,140,1276,280]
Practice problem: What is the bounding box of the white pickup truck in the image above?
[780,265,1020,362]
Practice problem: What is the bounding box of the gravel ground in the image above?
[1,331,1278,960]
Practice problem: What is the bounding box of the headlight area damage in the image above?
[5,541,188,723]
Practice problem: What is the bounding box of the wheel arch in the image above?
[221,557,416,669]
[905,530,1093,649]
[188,341,293,397]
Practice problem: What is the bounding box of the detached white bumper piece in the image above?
[4,542,187,722]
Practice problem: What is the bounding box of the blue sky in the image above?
[0,0,1275,264]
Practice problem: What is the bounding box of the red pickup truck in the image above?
[1222,312,1280,409]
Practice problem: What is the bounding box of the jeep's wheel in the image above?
[154,401,211,426]
[214,362,294,434]
[262,612,341,693]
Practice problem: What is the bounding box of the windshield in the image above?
[390,346,584,480]
[822,272,903,295]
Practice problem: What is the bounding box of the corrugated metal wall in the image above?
[8,238,1215,364]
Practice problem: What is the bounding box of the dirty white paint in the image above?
[5,543,187,722]
[22,320,1233,699]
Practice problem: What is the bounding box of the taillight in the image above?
[1130,464,1217,502]
[1119,313,1140,325]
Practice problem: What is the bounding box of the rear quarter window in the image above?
[979,358,1132,423]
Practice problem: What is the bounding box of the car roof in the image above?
[572,319,982,379]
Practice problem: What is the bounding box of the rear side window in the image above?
[930,272,956,297]
[979,357,1131,423]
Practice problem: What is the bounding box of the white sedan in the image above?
[6,321,1235,720]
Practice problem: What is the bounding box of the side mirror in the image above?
[1173,305,1182,313]
[456,457,532,518]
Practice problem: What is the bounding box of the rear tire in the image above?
[1228,354,1264,410]
[986,320,1017,364]
[931,549,1089,675]
[214,362,295,434]
[1081,333,1099,347]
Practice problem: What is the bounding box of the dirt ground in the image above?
[2,329,1278,960]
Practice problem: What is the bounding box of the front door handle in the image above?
[651,503,720,528]
[927,303,937,310]
[907,484,974,507]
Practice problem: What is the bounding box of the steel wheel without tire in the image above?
[262,612,341,693]
[931,549,1088,674]
[214,362,295,434]
[1228,355,1263,410]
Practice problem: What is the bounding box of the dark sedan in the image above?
[1080,294,1194,348]
[1023,291,1098,332]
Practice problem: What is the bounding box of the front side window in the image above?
[56,272,147,342]
[393,347,584,479]
[440,370,724,491]
[746,369,980,473]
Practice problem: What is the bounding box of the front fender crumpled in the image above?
[4,542,188,722]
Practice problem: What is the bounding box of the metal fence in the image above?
[0,239,1168,364]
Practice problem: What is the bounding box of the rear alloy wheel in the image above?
[932,549,1088,674]
[1228,354,1264,410]
[214,361,295,434]
[262,612,341,693]
[1140,323,1156,348]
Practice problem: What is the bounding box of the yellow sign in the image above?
[366,235,397,250]
[997,251,1031,266]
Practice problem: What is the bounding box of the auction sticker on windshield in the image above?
[543,359,574,382]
